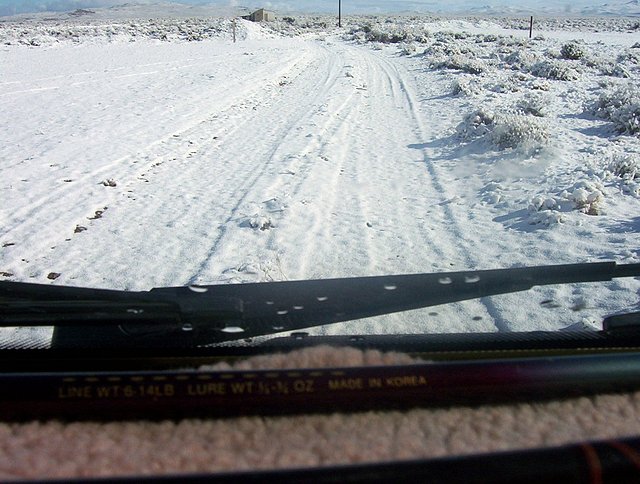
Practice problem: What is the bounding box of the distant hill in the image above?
[460,0,639,17]
[1,1,251,21]
[98,0,640,17]
[100,2,251,19]
[1,0,638,20]
[580,0,640,16]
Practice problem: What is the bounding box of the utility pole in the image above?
[338,0,341,28]
[529,16,533,39]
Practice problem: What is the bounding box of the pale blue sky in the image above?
[0,0,622,17]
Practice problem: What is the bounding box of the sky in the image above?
[0,0,619,17]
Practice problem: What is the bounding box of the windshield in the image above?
[1,0,639,346]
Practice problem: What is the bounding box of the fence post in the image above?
[529,16,533,39]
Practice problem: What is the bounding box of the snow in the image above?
[1,12,639,342]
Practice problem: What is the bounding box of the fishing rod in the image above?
[1,261,640,420]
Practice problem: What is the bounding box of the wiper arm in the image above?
[0,282,243,340]
[1,261,639,346]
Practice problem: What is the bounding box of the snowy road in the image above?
[0,35,496,334]
[2,26,639,335]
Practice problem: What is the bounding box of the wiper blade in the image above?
[1,261,639,346]
[0,283,243,328]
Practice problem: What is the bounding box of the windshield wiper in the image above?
[1,261,639,347]
[2,261,640,421]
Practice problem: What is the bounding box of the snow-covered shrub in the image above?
[605,153,640,182]
[516,93,548,117]
[529,195,559,212]
[347,22,431,45]
[424,34,472,57]
[558,181,605,215]
[617,49,640,65]
[456,108,496,140]
[2,17,241,45]
[479,34,498,43]
[529,210,565,226]
[530,60,581,81]
[499,16,636,33]
[610,154,639,179]
[608,154,640,197]
[400,42,417,55]
[497,35,528,47]
[366,26,409,43]
[593,84,637,116]
[527,197,565,226]
[457,109,549,154]
[488,77,520,94]
[20,36,44,46]
[451,77,482,96]
[528,179,605,225]
[592,84,640,136]
[348,29,367,43]
[530,79,551,91]
[435,55,487,74]
[504,49,542,72]
[602,63,631,78]
[489,113,549,151]
[560,41,586,60]
[610,103,640,135]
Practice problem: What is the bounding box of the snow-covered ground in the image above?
[1,11,639,341]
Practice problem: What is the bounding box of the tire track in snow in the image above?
[1,44,314,273]
[367,49,508,332]
[0,56,228,100]
[188,39,499,335]
[325,46,497,334]
[187,40,386,287]
[187,43,359,284]
[3,37,505,334]
[372,53,467,262]
[20,42,347,288]
[257,41,499,334]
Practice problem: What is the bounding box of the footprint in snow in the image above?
[263,197,288,213]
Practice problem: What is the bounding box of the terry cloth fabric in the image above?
[2,346,640,480]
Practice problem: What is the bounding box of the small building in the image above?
[248,8,275,22]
